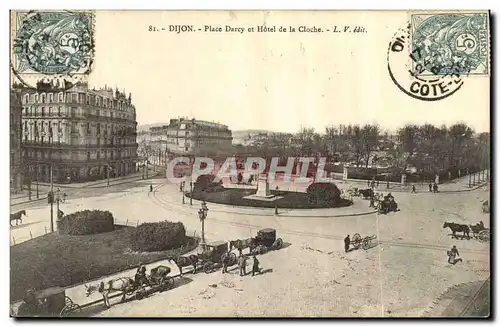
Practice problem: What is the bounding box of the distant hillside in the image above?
[232,129,276,144]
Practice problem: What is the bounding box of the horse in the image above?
[168,254,198,276]
[10,210,26,226]
[443,222,470,240]
[85,277,135,308]
[230,238,255,255]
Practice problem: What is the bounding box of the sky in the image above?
[85,11,490,134]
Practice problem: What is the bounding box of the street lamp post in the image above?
[36,165,39,199]
[198,201,208,244]
[190,182,193,206]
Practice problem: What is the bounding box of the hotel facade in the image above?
[18,82,139,183]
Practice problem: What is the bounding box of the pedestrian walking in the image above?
[429,182,432,192]
[386,181,390,189]
[411,184,416,193]
[344,235,350,253]
[149,184,153,193]
[252,255,261,276]
[447,245,462,264]
[238,255,247,276]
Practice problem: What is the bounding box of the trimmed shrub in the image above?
[306,182,341,205]
[58,210,114,235]
[129,221,187,252]
[194,174,223,192]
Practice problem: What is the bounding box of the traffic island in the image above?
[186,188,353,209]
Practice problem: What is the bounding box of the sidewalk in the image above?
[10,171,159,207]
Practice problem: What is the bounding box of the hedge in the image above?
[129,220,187,252]
[58,210,114,235]
[194,174,223,192]
[306,182,341,205]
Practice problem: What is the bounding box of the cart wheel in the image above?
[478,230,490,242]
[273,238,283,250]
[362,238,371,250]
[125,286,136,295]
[203,262,214,274]
[60,303,81,317]
[164,277,174,289]
[352,233,362,249]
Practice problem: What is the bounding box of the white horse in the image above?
[85,277,135,308]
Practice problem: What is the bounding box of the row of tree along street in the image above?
[232,122,489,182]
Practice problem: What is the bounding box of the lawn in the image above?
[10,226,196,302]
[187,188,352,209]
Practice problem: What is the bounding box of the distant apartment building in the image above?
[10,90,23,193]
[18,81,139,183]
[148,117,233,160]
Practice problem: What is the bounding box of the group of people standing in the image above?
[231,254,261,277]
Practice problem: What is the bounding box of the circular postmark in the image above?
[387,25,464,101]
[12,10,94,76]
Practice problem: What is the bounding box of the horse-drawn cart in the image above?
[15,287,81,317]
[351,233,377,250]
[198,241,237,274]
[250,228,284,255]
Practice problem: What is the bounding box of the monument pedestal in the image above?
[243,174,282,202]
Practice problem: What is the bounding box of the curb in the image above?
[36,172,159,189]
[154,186,377,219]
[10,196,47,207]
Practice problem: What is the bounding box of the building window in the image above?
[49,93,53,103]
[34,94,39,103]
[48,107,52,116]
[79,93,85,104]
[41,107,45,116]
[96,97,101,106]
[86,123,91,135]
[97,123,101,135]
[58,93,64,102]
[103,99,107,108]
[23,94,29,104]
[58,106,62,116]
[86,95,90,105]
[96,110,100,117]
[87,152,91,161]
[72,93,78,103]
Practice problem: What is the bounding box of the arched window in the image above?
[58,106,62,116]
[49,93,53,103]
[40,94,46,103]
[34,94,39,103]
[23,94,29,104]
[48,107,53,116]
[58,92,64,102]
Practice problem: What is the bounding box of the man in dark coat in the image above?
[344,235,350,253]
[252,255,260,276]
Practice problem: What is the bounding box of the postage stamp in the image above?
[12,10,95,76]
[410,12,490,76]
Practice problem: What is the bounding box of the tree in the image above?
[361,124,380,167]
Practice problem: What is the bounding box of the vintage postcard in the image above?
[9,10,490,318]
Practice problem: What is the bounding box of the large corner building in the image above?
[19,82,139,183]
[148,117,233,162]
